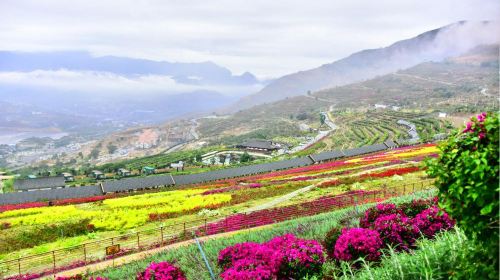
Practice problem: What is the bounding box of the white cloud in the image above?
[0,70,263,95]
[0,0,499,78]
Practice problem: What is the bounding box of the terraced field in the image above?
[320,111,452,151]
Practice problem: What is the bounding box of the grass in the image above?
[90,190,435,280]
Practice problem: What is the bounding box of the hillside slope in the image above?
[196,45,499,149]
[234,21,499,110]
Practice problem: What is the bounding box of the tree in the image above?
[240,152,252,163]
[90,148,100,159]
[107,143,118,154]
[426,112,499,278]
[195,153,203,162]
[320,114,326,125]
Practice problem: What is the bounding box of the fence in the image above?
[0,179,434,279]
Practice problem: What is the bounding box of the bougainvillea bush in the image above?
[373,213,418,251]
[398,197,437,217]
[427,112,499,278]
[218,234,325,280]
[412,206,455,239]
[136,261,186,280]
[359,203,401,228]
[333,228,383,263]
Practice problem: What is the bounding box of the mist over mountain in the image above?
[234,21,500,110]
[0,52,263,134]
[0,51,258,86]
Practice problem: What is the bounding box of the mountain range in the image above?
[234,21,499,109]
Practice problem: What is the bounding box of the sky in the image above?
[0,0,499,79]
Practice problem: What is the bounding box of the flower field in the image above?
[0,144,439,278]
[0,190,231,231]
[88,190,464,280]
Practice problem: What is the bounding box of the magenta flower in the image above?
[218,234,325,280]
[373,213,419,251]
[136,261,186,280]
[360,203,401,228]
[463,122,473,133]
[333,228,383,262]
[412,206,455,239]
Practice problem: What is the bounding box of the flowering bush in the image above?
[373,213,418,251]
[220,258,276,280]
[359,203,401,228]
[412,206,455,239]
[218,242,275,270]
[333,228,383,262]
[219,243,281,280]
[218,234,325,280]
[267,234,325,279]
[399,197,436,217]
[136,261,186,280]
[426,111,498,273]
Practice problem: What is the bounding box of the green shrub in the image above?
[426,112,499,278]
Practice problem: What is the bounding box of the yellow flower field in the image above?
[0,190,231,231]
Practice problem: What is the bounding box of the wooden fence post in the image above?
[137,232,140,248]
[83,244,87,264]
[160,226,164,245]
[52,251,56,273]
[17,258,21,276]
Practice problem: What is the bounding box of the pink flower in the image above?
[477,112,487,122]
[360,203,401,228]
[463,122,473,133]
[218,234,325,280]
[373,213,419,251]
[333,228,383,262]
[136,261,186,280]
[479,132,486,140]
[412,206,455,239]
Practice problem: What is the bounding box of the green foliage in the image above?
[240,152,252,163]
[426,112,499,278]
[89,148,100,159]
[0,219,92,254]
[107,143,118,154]
[1,177,14,193]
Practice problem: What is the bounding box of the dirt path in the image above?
[393,73,454,86]
[244,183,319,213]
